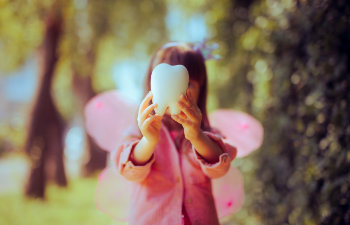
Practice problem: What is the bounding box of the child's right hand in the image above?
[137,92,163,145]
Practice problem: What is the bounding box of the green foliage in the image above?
[58,0,168,80]
[0,123,25,155]
[53,0,168,118]
[257,1,350,224]
[213,0,350,224]
[0,0,44,73]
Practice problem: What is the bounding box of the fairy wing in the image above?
[209,109,264,158]
[85,90,138,222]
[95,166,132,224]
[213,166,245,218]
[84,90,138,152]
[210,109,263,219]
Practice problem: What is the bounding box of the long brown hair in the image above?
[144,42,210,131]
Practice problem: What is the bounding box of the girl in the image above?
[113,42,237,225]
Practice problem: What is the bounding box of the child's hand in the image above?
[171,89,202,141]
[137,92,163,145]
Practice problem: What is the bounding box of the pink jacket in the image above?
[113,124,237,225]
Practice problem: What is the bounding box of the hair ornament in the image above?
[193,39,221,61]
[161,39,221,61]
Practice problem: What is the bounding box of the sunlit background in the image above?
[0,0,349,225]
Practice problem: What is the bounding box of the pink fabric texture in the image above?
[112,124,237,225]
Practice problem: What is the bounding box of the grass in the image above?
[0,177,121,225]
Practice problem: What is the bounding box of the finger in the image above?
[182,90,202,116]
[141,115,162,131]
[187,89,197,105]
[139,103,157,126]
[172,115,190,126]
[139,91,153,114]
[179,94,191,107]
[177,101,197,121]
[138,92,153,116]
[178,111,187,120]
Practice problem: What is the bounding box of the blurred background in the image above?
[0,0,349,224]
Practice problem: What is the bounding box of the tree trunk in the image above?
[25,9,66,199]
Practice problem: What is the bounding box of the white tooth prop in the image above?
[151,63,189,115]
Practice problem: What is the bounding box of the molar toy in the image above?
[151,63,189,115]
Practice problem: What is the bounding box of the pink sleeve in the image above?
[192,131,237,179]
[111,130,155,182]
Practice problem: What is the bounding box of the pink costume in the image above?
[112,123,237,225]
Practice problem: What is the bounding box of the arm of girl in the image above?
[116,92,162,182]
[131,92,163,165]
[171,90,223,164]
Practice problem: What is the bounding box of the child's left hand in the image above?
[171,89,202,141]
